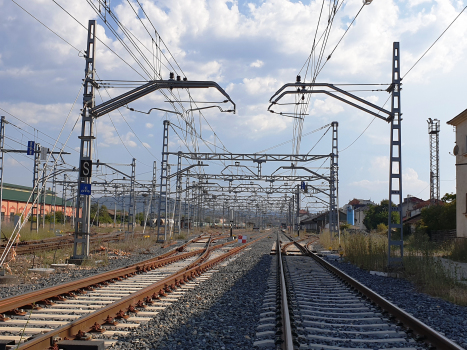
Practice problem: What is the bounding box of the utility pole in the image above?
[150,162,157,232]
[127,158,136,234]
[157,120,170,241]
[427,118,440,204]
[71,20,96,263]
[296,185,300,237]
[329,122,338,241]
[51,164,57,233]
[174,151,182,235]
[387,42,403,267]
[62,174,67,227]
[230,207,233,237]
[31,143,40,233]
[0,116,5,233]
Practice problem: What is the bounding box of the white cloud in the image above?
[142,142,151,148]
[0,102,77,125]
[5,156,27,168]
[0,0,464,206]
[350,179,388,190]
[250,59,264,68]
[311,97,345,116]
[403,167,428,195]
[243,76,278,95]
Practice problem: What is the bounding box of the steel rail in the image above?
[15,234,266,349]
[0,235,217,315]
[304,236,319,250]
[292,241,465,350]
[281,237,306,254]
[277,233,294,350]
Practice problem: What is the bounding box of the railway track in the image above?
[0,231,154,256]
[0,232,265,349]
[254,233,464,350]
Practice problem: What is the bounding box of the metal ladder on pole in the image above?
[388,42,403,266]
[329,122,339,240]
[157,120,170,241]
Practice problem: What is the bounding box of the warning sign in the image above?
[237,235,247,243]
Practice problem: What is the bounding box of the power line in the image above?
[340,95,391,152]
[95,71,160,163]
[402,5,467,79]
[51,0,148,80]
[0,107,79,154]
[9,0,83,55]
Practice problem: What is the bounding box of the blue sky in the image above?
[0,0,466,212]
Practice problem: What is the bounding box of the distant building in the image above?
[402,197,437,231]
[0,183,73,222]
[447,109,467,238]
[401,195,424,221]
[343,199,376,230]
[300,209,347,232]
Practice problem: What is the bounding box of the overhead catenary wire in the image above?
[95,71,160,163]
[402,5,467,79]
[51,0,148,80]
[0,107,79,155]
[0,82,84,267]
[9,0,83,55]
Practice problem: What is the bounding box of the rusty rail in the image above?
[14,234,266,349]
[0,235,211,315]
[292,241,465,350]
[277,233,293,349]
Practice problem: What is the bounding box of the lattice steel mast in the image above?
[387,42,403,266]
[72,20,96,261]
[427,118,440,204]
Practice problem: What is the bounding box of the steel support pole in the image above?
[230,207,233,237]
[51,164,57,233]
[63,175,67,226]
[387,42,403,266]
[114,187,117,227]
[31,143,40,233]
[157,120,170,241]
[0,117,5,231]
[41,163,46,229]
[174,152,182,234]
[428,119,440,204]
[296,185,300,237]
[72,20,96,261]
[329,121,338,241]
[186,176,190,235]
[127,158,136,234]
[150,161,157,231]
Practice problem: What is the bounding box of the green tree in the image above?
[98,205,113,224]
[363,200,399,231]
[90,203,113,225]
[421,193,456,232]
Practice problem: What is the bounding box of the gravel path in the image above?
[109,236,275,350]
[325,256,467,349]
[0,241,184,299]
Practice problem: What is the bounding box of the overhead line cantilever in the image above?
[91,80,236,118]
[268,83,393,122]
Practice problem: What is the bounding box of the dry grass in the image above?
[2,223,58,242]
[319,231,467,306]
[448,238,467,263]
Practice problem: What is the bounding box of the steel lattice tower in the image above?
[427,118,440,204]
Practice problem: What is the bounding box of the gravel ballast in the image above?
[0,241,185,299]
[109,236,275,350]
[325,256,467,349]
